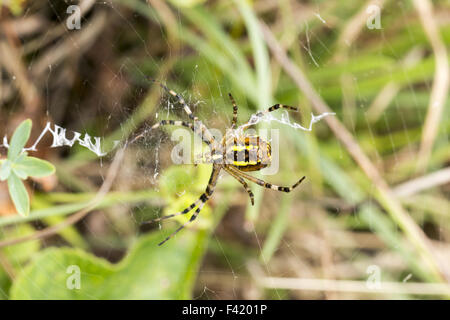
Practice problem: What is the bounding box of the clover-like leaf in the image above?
[12,166,29,180]
[14,156,55,178]
[7,172,30,217]
[11,152,30,180]
[0,160,12,181]
[8,119,32,161]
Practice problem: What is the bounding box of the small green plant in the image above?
[0,119,55,217]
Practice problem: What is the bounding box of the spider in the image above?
[134,80,306,245]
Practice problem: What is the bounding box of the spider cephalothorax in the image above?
[134,80,305,245]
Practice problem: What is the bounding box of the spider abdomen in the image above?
[224,135,272,171]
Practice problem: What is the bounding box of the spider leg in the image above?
[142,197,202,224]
[227,165,305,193]
[242,104,299,128]
[228,93,238,129]
[149,79,218,146]
[264,104,298,113]
[195,151,215,164]
[157,165,221,246]
[148,78,196,121]
[131,120,193,144]
[224,167,254,205]
[157,201,207,246]
[131,120,215,147]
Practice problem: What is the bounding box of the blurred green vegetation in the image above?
[10,231,207,299]
[0,0,449,299]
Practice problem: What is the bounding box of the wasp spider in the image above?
[135,80,305,245]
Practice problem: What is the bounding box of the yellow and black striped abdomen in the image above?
[226,135,271,172]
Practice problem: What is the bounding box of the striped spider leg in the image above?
[228,93,239,129]
[223,166,255,205]
[226,165,306,193]
[240,103,300,130]
[156,165,221,246]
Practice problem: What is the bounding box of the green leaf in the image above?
[8,119,32,161]
[0,224,40,299]
[12,167,28,180]
[14,156,55,178]
[160,166,196,196]
[0,160,12,181]
[10,230,208,299]
[0,224,40,265]
[7,173,30,217]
